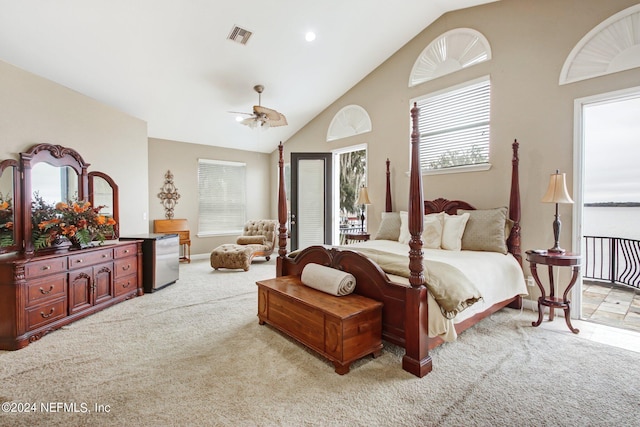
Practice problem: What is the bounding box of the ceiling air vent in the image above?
[227,25,252,45]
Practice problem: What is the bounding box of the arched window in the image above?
[409,28,491,87]
[560,4,640,85]
[326,105,372,142]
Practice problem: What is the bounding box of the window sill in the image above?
[405,163,492,176]
[197,230,242,238]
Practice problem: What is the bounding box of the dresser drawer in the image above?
[26,273,67,308]
[68,249,113,268]
[114,275,137,297]
[114,257,137,279]
[114,243,137,259]
[24,258,67,279]
[26,297,67,331]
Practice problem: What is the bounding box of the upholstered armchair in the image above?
[236,219,277,261]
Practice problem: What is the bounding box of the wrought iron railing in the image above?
[339,216,365,245]
[583,236,640,289]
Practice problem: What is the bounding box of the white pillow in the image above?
[441,213,470,251]
[399,211,410,244]
[400,211,443,248]
[423,212,444,249]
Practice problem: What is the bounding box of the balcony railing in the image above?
[583,236,640,289]
[339,216,364,245]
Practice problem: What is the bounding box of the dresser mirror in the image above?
[0,159,21,253]
[0,143,119,255]
[89,171,120,238]
[31,163,79,206]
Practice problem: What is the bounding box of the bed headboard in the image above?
[424,198,475,215]
[383,139,522,266]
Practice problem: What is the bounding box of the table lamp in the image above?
[356,186,371,232]
[541,170,573,254]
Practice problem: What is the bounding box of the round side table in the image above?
[526,250,582,334]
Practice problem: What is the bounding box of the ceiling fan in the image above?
[232,84,287,129]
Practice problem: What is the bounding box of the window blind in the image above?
[198,159,246,235]
[415,77,491,171]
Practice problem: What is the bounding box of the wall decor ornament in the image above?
[157,170,180,219]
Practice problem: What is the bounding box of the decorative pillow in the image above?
[459,207,508,254]
[399,211,410,244]
[422,212,444,249]
[400,211,443,247]
[237,235,266,245]
[374,211,401,241]
[441,212,470,251]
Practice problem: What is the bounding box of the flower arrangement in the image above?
[32,193,116,250]
[0,192,13,247]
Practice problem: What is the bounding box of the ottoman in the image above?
[210,244,254,271]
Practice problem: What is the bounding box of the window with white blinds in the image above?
[197,159,246,236]
[414,77,491,172]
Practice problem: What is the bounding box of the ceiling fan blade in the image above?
[254,105,288,127]
[240,117,259,127]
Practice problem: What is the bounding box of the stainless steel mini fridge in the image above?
[120,233,179,293]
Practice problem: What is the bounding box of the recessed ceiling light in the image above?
[305,31,316,42]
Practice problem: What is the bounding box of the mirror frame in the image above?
[0,159,23,254]
[21,144,89,254]
[89,171,120,238]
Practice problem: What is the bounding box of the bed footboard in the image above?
[277,245,410,348]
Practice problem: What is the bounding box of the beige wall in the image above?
[0,59,149,238]
[148,138,272,256]
[272,0,640,290]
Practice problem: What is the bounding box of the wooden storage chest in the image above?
[256,275,383,374]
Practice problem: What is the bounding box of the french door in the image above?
[290,153,332,251]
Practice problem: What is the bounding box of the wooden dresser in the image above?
[256,275,383,374]
[0,241,143,350]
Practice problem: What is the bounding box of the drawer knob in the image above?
[123,249,130,254]
[40,308,55,318]
[76,259,83,263]
[39,285,54,295]
[41,265,51,271]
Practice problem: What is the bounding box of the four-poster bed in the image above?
[272,103,525,377]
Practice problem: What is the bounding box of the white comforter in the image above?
[346,240,528,342]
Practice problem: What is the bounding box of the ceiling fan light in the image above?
[236,84,287,130]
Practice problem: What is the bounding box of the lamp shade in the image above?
[541,171,574,204]
[356,186,371,205]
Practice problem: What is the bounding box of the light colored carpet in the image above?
[1,257,639,426]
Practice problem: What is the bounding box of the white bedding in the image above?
[345,239,528,342]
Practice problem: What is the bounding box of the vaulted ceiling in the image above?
[0,0,496,153]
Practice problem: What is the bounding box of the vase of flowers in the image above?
[0,193,13,247]
[32,194,116,250]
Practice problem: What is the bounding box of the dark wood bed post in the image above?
[402,102,432,378]
[276,142,288,276]
[385,158,392,212]
[508,140,522,266]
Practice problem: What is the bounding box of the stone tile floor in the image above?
[581,280,640,333]
[535,281,640,354]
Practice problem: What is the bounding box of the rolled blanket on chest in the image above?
[301,263,356,296]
